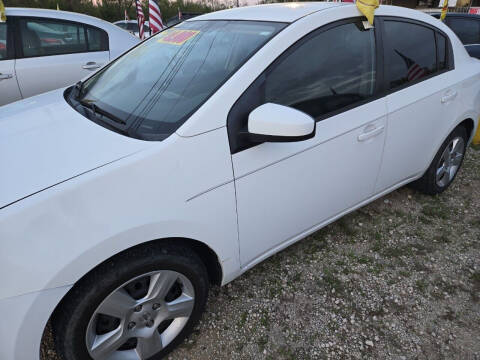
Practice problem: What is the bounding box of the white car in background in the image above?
[0,3,479,360]
[0,8,139,106]
[114,19,152,38]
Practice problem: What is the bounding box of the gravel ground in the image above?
[42,146,480,360]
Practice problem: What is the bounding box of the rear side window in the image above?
[448,18,480,44]
[265,21,376,120]
[87,26,108,51]
[384,21,437,89]
[18,19,108,57]
[0,23,7,60]
[19,18,87,57]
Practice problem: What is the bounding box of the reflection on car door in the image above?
[229,21,387,267]
[375,19,460,192]
[14,17,110,99]
[0,20,22,106]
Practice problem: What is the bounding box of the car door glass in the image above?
[87,27,108,51]
[448,18,480,44]
[19,18,87,58]
[384,21,436,89]
[264,21,376,120]
[0,23,7,60]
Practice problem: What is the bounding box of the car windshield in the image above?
[75,20,285,140]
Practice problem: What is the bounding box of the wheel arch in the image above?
[41,237,223,355]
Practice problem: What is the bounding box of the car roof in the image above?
[189,2,346,23]
[5,7,115,29]
[430,12,480,18]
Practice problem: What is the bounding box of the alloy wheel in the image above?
[435,136,465,188]
[85,270,195,360]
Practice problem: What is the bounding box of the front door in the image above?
[229,20,387,267]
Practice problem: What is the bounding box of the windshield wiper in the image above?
[79,100,127,126]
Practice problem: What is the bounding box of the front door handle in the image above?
[441,90,458,103]
[358,125,385,142]
[82,62,102,70]
[0,73,13,80]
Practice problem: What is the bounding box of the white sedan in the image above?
[0,3,479,360]
[0,7,139,106]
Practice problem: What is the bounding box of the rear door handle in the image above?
[441,91,457,103]
[82,62,102,70]
[358,125,385,142]
[0,73,13,80]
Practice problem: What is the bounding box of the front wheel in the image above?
[53,245,209,360]
[411,125,468,195]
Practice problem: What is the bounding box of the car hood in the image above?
[0,90,149,209]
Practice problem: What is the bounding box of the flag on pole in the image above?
[356,0,379,25]
[473,121,480,146]
[395,50,426,82]
[149,0,164,34]
[135,0,145,40]
[440,0,448,21]
[178,7,183,21]
[125,9,129,21]
[0,0,6,22]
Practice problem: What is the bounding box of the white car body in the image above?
[0,8,139,106]
[0,3,479,359]
[113,20,152,38]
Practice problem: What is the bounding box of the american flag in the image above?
[149,0,164,35]
[135,0,145,40]
[395,49,426,82]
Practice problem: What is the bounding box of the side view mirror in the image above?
[242,103,316,143]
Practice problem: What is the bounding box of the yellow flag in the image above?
[57,3,60,10]
[473,124,480,146]
[440,0,448,21]
[356,0,379,25]
[0,0,6,23]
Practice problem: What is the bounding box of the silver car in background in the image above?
[0,7,139,106]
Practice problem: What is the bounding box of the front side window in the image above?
[448,18,480,45]
[73,20,285,140]
[384,21,437,89]
[0,23,7,60]
[264,21,376,119]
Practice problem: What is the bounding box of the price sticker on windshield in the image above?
[157,30,199,45]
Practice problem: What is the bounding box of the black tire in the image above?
[410,125,468,195]
[52,243,209,360]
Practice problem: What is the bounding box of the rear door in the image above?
[0,19,22,106]
[375,18,460,192]
[14,17,109,99]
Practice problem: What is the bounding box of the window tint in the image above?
[0,23,7,60]
[436,32,447,70]
[264,21,376,119]
[116,22,128,30]
[448,18,480,44]
[87,27,108,51]
[384,21,436,89]
[19,19,87,57]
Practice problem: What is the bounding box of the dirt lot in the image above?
[42,146,480,360]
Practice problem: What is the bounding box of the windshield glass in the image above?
[77,20,285,140]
